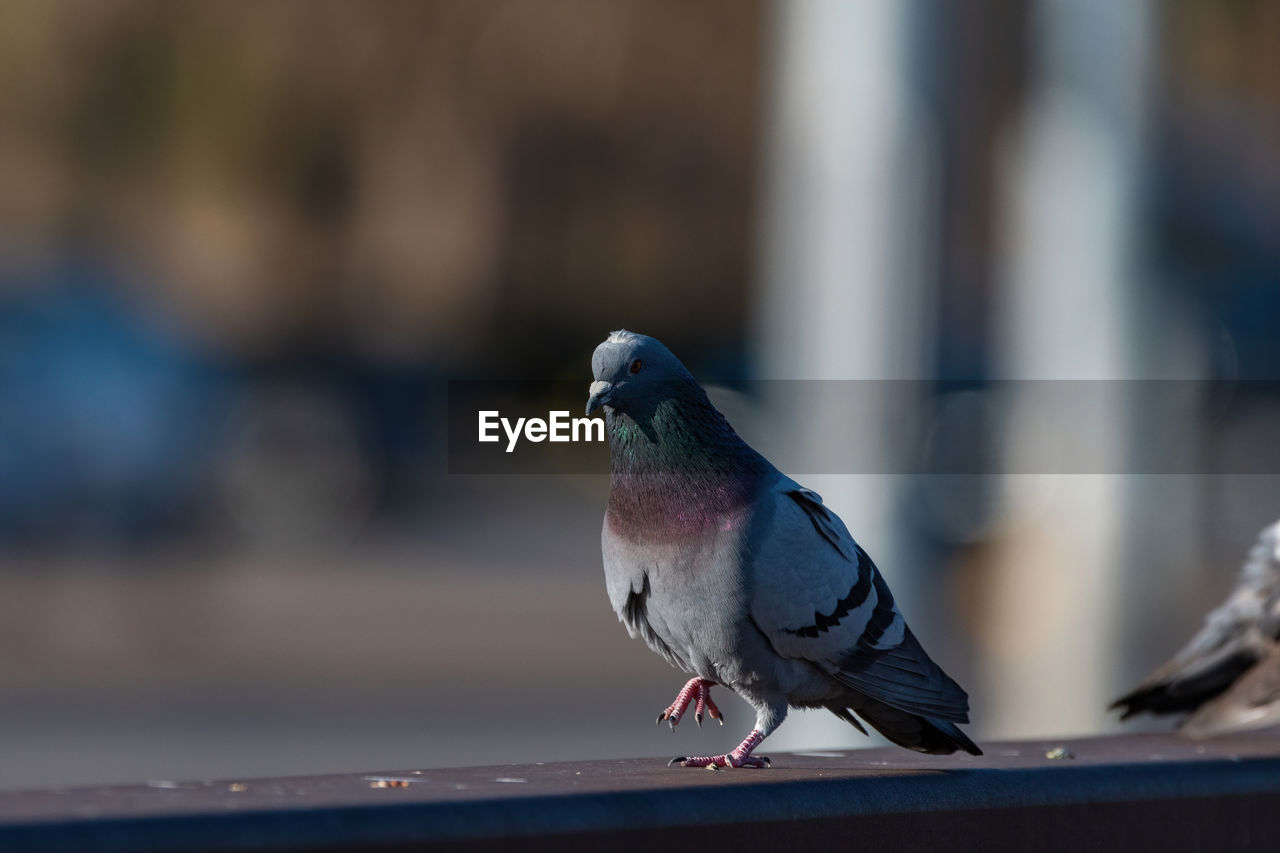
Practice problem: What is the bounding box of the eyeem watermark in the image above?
[450,379,1280,474]
[478,410,604,453]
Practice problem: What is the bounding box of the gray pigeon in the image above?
[1112,521,1280,737]
[587,330,980,768]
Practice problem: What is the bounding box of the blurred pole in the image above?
[754,0,936,749]
[987,0,1154,736]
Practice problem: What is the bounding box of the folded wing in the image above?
[750,485,971,724]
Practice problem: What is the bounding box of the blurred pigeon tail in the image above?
[1111,521,1280,737]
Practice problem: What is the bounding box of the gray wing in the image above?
[750,483,971,723]
[1112,521,1280,720]
[1182,646,1280,737]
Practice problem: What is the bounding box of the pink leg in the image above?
[656,677,723,731]
[670,728,770,769]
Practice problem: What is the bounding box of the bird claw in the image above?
[669,728,769,769]
[656,678,721,732]
[668,753,771,769]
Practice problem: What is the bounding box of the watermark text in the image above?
[478,410,604,452]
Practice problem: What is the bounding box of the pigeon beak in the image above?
[586,380,615,415]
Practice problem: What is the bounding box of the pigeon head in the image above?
[586,330,694,417]
[589,330,767,503]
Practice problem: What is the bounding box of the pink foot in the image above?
[670,729,770,770]
[656,677,723,730]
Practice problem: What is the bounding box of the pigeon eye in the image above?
[629,359,643,374]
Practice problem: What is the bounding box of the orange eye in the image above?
[629,359,643,374]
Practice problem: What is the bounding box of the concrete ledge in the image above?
[1,733,1279,852]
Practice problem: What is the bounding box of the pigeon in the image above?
[587,330,981,768]
[1111,520,1280,737]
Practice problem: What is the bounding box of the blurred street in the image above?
[0,477,795,790]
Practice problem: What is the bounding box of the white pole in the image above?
[986,0,1154,737]
[755,0,935,750]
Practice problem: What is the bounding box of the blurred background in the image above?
[1,0,1279,789]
